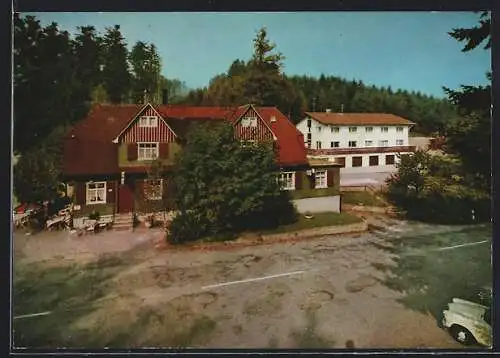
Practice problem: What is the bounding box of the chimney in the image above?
[325,109,332,113]
[340,104,344,113]
[162,89,169,105]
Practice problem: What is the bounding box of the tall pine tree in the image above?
[101,25,131,104]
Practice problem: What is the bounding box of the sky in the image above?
[25,11,491,98]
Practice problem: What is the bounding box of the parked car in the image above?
[442,296,492,347]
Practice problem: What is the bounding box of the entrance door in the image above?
[118,183,134,213]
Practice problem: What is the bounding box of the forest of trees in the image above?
[13,14,188,155]
[181,64,459,136]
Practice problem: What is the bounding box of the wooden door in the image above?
[118,183,134,213]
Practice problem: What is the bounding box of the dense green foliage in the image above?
[13,15,90,154]
[13,127,66,204]
[168,121,297,244]
[386,151,490,224]
[129,42,162,103]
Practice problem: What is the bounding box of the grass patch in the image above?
[104,309,217,348]
[290,310,334,348]
[260,212,362,235]
[13,255,126,348]
[341,191,387,207]
[167,315,217,347]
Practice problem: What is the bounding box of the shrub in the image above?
[167,211,208,245]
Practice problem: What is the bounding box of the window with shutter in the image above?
[127,143,138,161]
[327,169,334,187]
[159,143,169,158]
[295,171,303,189]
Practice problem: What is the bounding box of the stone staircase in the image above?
[113,212,134,231]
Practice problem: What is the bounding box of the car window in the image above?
[484,309,491,325]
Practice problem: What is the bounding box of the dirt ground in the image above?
[13,217,490,349]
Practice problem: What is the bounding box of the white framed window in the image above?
[331,141,339,148]
[379,140,389,146]
[241,116,257,127]
[316,141,322,149]
[86,181,106,204]
[365,127,373,133]
[278,172,295,190]
[139,116,158,128]
[348,141,357,148]
[396,139,404,146]
[349,126,357,133]
[396,127,404,132]
[138,142,159,160]
[381,127,389,133]
[317,126,322,132]
[315,170,327,189]
[331,126,339,133]
[365,140,373,146]
[144,179,163,200]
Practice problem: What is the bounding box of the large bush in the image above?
[169,121,297,244]
[167,211,208,245]
[386,151,490,224]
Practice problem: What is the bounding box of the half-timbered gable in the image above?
[234,105,276,142]
[116,104,177,144]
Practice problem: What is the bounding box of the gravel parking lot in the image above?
[13,218,491,349]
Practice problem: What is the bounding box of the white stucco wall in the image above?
[293,195,341,214]
[296,116,410,150]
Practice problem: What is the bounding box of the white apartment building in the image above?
[296,111,416,173]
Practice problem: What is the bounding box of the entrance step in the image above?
[112,212,134,231]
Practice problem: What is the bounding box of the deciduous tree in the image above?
[169,121,297,243]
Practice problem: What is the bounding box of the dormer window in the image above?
[139,116,158,128]
[241,117,257,127]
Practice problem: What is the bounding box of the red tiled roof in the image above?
[64,104,308,176]
[63,105,142,176]
[156,105,234,120]
[255,107,308,167]
[64,138,119,176]
[66,104,142,141]
[305,112,415,126]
